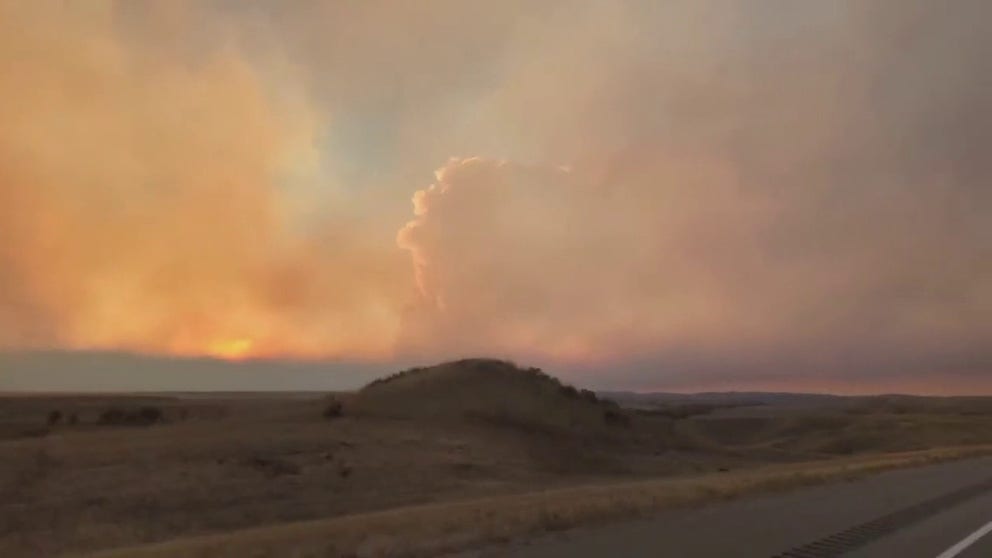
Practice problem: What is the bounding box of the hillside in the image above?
[4,369,992,556]
[349,359,628,432]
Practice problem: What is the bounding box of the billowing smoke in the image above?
[395,155,753,361]
[0,2,407,358]
[2,1,990,392]
[392,1,992,389]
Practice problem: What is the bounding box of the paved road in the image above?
[951,521,992,558]
[461,456,992,558]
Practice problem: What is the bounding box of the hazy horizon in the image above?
[2,1,990,393]
[2,350,989,396]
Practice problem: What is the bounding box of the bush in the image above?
[136,406,163,425]
[579,389,599,404]
[323,399,344,419]
[47,410,63,426]
[99,408,126,425]
[98,406,164,426]
[366,366,425,389]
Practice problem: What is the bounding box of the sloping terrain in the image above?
[350,359,628,433]
[3,363,992,557]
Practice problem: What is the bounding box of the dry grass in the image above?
[0,390,659,557]
[6,369,992,557]
[351,359,623,432]
[83,444,992,558]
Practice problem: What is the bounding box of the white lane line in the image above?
[936,520,992,558]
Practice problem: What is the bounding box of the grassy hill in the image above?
[349,359,628,432]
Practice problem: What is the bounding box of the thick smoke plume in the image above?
[392,0,992,389]
[2,1,990,392]
[0,2,406,358]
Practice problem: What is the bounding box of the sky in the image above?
[1,1,990,393]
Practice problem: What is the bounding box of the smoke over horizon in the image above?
[1,1,990,392]
[0,2,407,359]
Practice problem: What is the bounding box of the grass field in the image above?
[86,445,992,558]
[3,361,992,557]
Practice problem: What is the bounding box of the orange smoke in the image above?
[0,1,407,360]
[4,0,989,398]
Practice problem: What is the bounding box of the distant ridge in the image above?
[598,391,846,409]
[0,350,392,392]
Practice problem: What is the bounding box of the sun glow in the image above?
[207,338,255,361]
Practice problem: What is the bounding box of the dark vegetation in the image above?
[365,365,428,388]
[98,406,164,426]
[44,410,82,428]
[322,398,343,419]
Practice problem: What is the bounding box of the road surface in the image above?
[462,456,992,558]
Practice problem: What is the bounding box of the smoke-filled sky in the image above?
[2,0,990,393]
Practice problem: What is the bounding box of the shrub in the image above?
[579,389,599,404]
[472,360,501,373]
[47,410,63,426]
[98,406,163,426]
[323,399,344,419]
[99,408,126,425]
[366,366,425,389]
[136,406,163,425]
